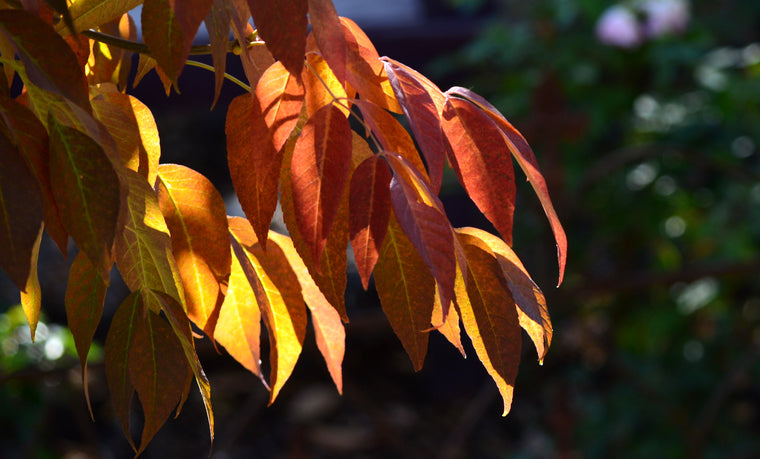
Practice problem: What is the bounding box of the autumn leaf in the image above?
[441,96,516,246]
[20,226,43,342]
[48,117,120,281]
[0,132,44,291]
[204,0,232,108]
[156,164,231,337]
[349,155,392,290]
[256,61,305,151]
[380,57,446,114]
[303,51,350,118]
[375,216,435,371]
[307,0,346,84]
[456,227,552,362]
[291,103,352,266]
[225,93,282,246]
[226,0,275,88]
[431,291,465,357]
[0,10,90,112]
[55,0,143,35]
[229,217,308,403]
[270,231,345,393]
[446,86,567,286]
[65,251,107,417]
[455,230,522,416]
[247,0,308,75]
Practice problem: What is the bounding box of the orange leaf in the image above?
[216,238,265,384]
[441,96,516,246]
[380,57,446,114]
[0,132,44,291]
[247,0,308,75]
[307,0,346,83]
[383,152,456,321]
[226,0,275,88]
[375,216,435,371]
[129,306,192,455]
[456,227,552,362]
[56,0,143,35]
[270,231,345,393]
[303,52,350,118]
[157,164,231,336]
[383,59,447,193]
[431,293,465,357]
[229,218,307,403]
[349,155,392,290]
[455,230,522,416]
[446,86,567,286]
[104,291,140,452]
[20,226,43,342]
[204,0,232,108]
[65,251,107,417]
[225,93,282,246]
[256,61,305,151]
[142,0,213,82]
[291,103,352,266]
[48,117,120,281]
[0,10,90,111]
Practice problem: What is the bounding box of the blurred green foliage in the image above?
[432,0,760,456]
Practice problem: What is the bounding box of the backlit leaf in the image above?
[142,0,213,82]
[446,86,567,286]
[256,61,305,151]
[48,117,120,281]
[384,59,447,193]
[441,96,516,246]
[55,0,142,35]
[226,0,275,88]
[0,10,90,111]
[129,307,192,455]
[349,155,392,290]
[65,251,107,417]
[307,0,346,84]
[247,0,308,75]
[455,230,521,416]
[291,103,352,266]
[114,169,184,311]
[205,0,232,108]
[104,291,140,451]
[20,226,43,342]
[270,231,345,393]
[380,57,446,114]
[157,164,231,336]
[431,292,465,357]
[303,52,349,118]
[229,218,307,403]
[0,132,44,291]
[383,152,456,321]
[225,93,281,246]
[375,216,435,371]
[456,227,551,362]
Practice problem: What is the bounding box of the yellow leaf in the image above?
[20,226,43,341]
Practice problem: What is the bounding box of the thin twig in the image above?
[185,59,251,92]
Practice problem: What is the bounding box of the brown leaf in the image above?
[65,251,107,417]
[48,117,120,281]
[247,0,308,75]
[0,10,90,112]
[205,0,232,108]
[349,155,392,290]
[0,132,44,291]
[291,103,352,266]
[446,86,567,286]
[156,164,231,337]
[270,231,345,393]
[441,96,516,246]
[307,0,346,83]
[256,61,305,151]
[375,216,435,371]
[225,93,281,246]
[455,230,522,416]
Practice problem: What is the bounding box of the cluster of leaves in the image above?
[0,0,565,453]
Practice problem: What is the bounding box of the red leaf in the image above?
[349,155,392,290]
[291,104,352,265]
[142,0,213,82]
[226,0,275,88]
[441,96,516,246]
[446,86,567,286]
[225,93,281,246]
[383,59,447,193]
[256,61,305,151]
[0,132,44,291]
[307,0,346,83]
[374,216,435,371]
[247,0,308,75]
[382,152,456,320]
[0,10,90,112]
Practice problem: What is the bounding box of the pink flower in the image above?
[641,0,690,38]
[595,5,643,49]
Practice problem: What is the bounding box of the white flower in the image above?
[595,5,643,49]
[641,0,690,38]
